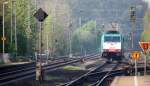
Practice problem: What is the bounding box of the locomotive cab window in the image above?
[104,36,120,42]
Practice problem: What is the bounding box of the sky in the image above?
[143,0,150,8]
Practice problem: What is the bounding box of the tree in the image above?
[1,0,37,56]
[141,9,150,42]
[0,0,75,61]
[72,20,101,54]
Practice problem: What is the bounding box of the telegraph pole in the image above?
[68,13,72,58]
[46,32,49,63]
[12,0,17,57]
[95,21,97,50]
[51,0,58,57]
[2,1,8,60]
[69,28,72,57]
[79,17,82,55]
[10,0,13,45]
[27,0,31,56]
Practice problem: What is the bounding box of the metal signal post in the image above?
[12,0,18,57]
[34,8,48,82]
[130,6,136,50]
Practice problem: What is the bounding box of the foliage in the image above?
[142,9,150,57]
[0,0,104,60]
[0,0,37,57]
[43,15,67,56]
[141,9,150,42]
[0,0,72,58]
[72,20,101,54]
[43,16,53,51]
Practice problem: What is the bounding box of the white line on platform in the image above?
[111,77,119,86]
[134,76,138,86]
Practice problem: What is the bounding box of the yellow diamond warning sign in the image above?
[1,37,6,41]
[131,51,141,60]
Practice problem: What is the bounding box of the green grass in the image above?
[63,65,83,70]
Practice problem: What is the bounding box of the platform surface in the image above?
[0,62,31,67]
[111,76,150,86]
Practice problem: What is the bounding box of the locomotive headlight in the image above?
[116,49,121,52]
[103,49,109,52]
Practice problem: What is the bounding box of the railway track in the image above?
[0,62,35,86]
[61,61,129,86]
[0,54,100,86]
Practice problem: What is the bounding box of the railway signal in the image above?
[34,8,48,82]
[34,8,48,22]
[129,6,136,49]
[130,6,136,22]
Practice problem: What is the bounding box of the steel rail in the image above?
[61,62,108,86]
[62,60,129,86]
[0,54,100,86]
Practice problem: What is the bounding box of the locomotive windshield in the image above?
[104,36,120,42]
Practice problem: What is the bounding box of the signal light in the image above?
[130,6,136,22]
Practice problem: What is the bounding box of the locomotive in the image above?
[100,31,124,61]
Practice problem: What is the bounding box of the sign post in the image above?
[139,42,150,75]
[131,51,141,76]
[34,8,48,82]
